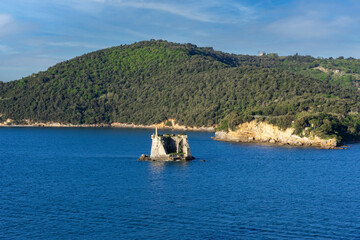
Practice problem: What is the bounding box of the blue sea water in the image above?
[0,127,360,239]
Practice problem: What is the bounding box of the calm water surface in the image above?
[1,127,360,239]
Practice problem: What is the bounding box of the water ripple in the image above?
[1,128,360,239]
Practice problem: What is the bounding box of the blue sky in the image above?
[0,0,359,81]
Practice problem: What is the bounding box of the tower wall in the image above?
[149,132,193,160]
[150,135,168,159]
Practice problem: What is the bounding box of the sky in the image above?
[0,0,359,82]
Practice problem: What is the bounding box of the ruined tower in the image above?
[149,128,193,161]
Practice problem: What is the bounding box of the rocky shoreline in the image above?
[0,118,346,149]
[0,119,214,132]
[213,121,342,149]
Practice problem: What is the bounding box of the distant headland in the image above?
[1,40,360,148]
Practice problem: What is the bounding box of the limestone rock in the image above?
[138,154,151,161]
[213,120,338,149]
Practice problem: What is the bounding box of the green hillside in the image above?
[1,40,360,143]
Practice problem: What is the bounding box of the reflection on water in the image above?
[149,160,166,174]
[149,160,190,174]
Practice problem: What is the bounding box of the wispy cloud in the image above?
[48,41,105,49]
[75,0,107,2]
[56,0,256,23]
[0,13,12,27]
[265,1,358,40]
[116,0,256,23]
[115,1,215,23]
[0,44,18,54]
[0,13,19,37]
[267,14,353,39]
[0,54,63,81]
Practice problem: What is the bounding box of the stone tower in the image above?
[149,128,193,161]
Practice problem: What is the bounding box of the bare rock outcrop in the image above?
[213,121,338,149]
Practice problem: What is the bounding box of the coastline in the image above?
[0,119,348,149]
[213,134,345,150]
[0,120,215,132]
[212,121,343,150]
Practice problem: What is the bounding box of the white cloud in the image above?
[264,1,358,41]
[113,0,255,23]
[0,14,12,28]
[77,0,106,2]
[0,44,11,52]
[52,0,108,14]
[0,44,17,54]
[115,1,214,23]
[53,0,255,23]
[267,15,352,39]
[0,13,24,37]
[0,53,64,81]
[0,14,16,37]
[48,41,105,49]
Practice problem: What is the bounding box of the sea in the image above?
[1,127,360,239]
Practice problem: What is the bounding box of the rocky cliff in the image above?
[213,120,338,149]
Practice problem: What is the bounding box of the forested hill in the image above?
[1,39,360,142]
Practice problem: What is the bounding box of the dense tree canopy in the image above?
[1,40,360,143]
